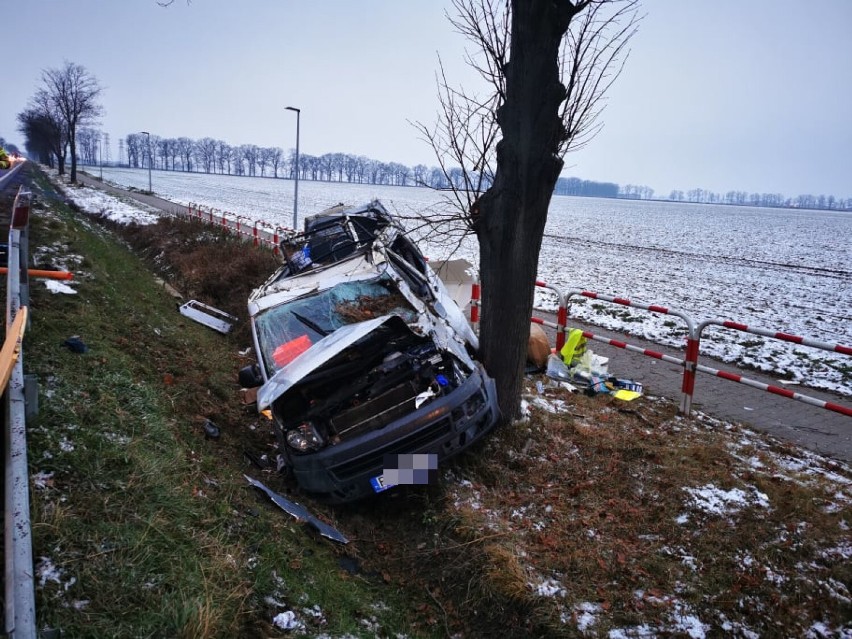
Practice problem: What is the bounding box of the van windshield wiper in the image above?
[292,311,330,337]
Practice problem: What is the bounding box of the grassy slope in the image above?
[24,168,429,637]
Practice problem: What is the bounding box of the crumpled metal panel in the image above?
[244,475,348,544]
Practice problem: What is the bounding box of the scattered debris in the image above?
[244,475,349,544]
[203,419,221,440]
[178,299,236,334]
[44,280,77,295]
[61,336,88,353]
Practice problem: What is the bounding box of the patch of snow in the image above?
[36,557,63,588]
[360,616,381,632]
[669,602,708,638]
[301,604,325,624]
[45,280,77,295]
[531,577,566,598]
[719,616,760,639]
[573,602,602,632]
[62,183,160,225]
[32,471,54,490]
[272,610,305,631]
[683,483,770,517]
[608,624,657,638]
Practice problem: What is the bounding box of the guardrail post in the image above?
[470,282,480,329]
[680,337,700,415]
[556,304,567,351]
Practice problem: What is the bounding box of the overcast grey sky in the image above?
[3,0,850,198]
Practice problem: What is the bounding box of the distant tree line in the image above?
[117,132,625,195]
[665,187,851,211]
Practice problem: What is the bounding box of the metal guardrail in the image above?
[3,186,36,638]
[0,162,26,193]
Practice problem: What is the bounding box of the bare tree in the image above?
[176,137,195,171]
[417,0,640,419]
[267,147,283,177]
[197,137,218,173]
[39,62,103,182]
[216,140,231,174]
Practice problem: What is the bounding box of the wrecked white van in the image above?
[244,201,499,502]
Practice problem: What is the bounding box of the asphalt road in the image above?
[535,310,852,463]
[73,169,852,463]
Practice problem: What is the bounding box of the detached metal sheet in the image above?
[179,300,237,334]
[244,475,348,544]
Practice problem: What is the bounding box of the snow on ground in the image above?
[93,167,852,396]
[45,280,77,295]
[60,180,161,225]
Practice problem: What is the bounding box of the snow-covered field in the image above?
[89,167,852,396]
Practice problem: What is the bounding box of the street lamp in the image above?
[140,131,152,194]
[285,106,300,230]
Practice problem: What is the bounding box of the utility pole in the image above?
[285,106,300,230]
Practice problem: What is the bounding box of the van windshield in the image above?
[254,276,417,374]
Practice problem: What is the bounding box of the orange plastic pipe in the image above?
[0,268,73,280]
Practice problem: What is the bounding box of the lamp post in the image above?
[140,131,152,194]
[285,106,300,230]
[99,135,103,180]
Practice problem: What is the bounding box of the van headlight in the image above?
[286,421,326,453]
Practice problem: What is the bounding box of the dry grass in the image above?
[431,382,851,636]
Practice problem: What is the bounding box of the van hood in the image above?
[257,315,416,410]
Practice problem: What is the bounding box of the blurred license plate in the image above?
[370,474,395,493]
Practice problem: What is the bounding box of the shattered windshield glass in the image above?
[255,275,418,373]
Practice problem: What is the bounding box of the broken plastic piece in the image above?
[273,334,312,367]
[61,336,88,354]
[545,354,572,381]
[414,387,436,409]
[204,419,221,440]
[613,389,642,401]
[244,475,349,544]
[179,300,236,334]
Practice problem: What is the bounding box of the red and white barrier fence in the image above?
[469,280,851,418]
[183,203,295,255]
[535,280,569,351]
[696,319,852,418]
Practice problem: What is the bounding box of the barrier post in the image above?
[680,338,700,415]
[470,282,480,329]
[272,227,281,256]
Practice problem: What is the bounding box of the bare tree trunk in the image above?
[475,0,578,421]
[69,128,78,182]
